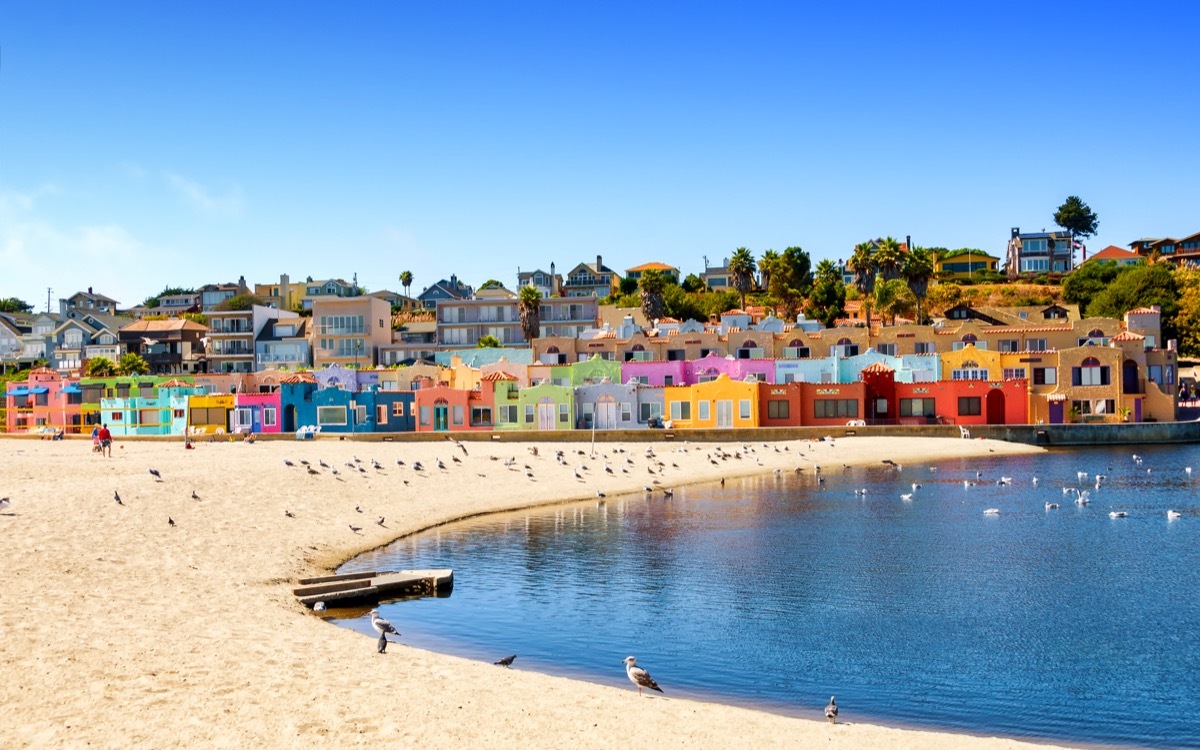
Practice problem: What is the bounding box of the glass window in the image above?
[899,398,936,417]
[1002,368,1027,380]
[420,406,430,425]
[698,401,710,421]
[263,408,277,427]
[317,406,347,425]
[524,405,534,423]
[559,403,569,422]
[452,405,464,425]
[958,397,981,416]
[670,401,691,420]
[767,400,789,419]
[739,400,751,419]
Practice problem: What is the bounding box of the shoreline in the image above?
[0,434,1092,749]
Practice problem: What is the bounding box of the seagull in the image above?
[494,655,517,668]
[1109,511,1128,518]
[349,524,362,533]
[1168,510,1182,520]
[662,488,674,498]
[984,508,999,515]
[168,516,176,526]
[313,601,326,613]
[319,460,330,469]
[370,609,399,637]
[451,455,461,465]
[284,459,295,467]
[148,468,162,481]
[596,490,606,499]
[113,490,123,506]
[141,336,159,347]
[0,498,10,512]
[623,656,663,695]
[900,493,913,501]
[285,510,296,518]
[306,466,320,476]
[376,516,386,527]
[354,504,363,513]
[191,490,200,500]
[377,633,389,654]
[825,696,838,723]
[1187,467,1194,476]
[1045,502,1059,510]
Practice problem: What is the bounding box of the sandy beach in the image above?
[0,434,1075,749]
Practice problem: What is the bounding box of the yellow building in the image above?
[662,374,759,429]
[935,249,1000,280]
[186,393,235,434]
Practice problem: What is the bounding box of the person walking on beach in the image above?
[98,423,113,458]
[91,424,101,453]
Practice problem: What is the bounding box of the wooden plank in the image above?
[297,570,378,585]
[297,586,378,606]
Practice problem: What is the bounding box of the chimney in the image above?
[596,255,603,271]
[1011,227,1020,239]
[88,286,93,295]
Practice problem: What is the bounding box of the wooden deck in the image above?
[293,569,453,608]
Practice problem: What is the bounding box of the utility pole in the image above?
[46,287,53,313]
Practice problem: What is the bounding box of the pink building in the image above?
[621,359,687,387]
[3,367,82,434]
[232,391,283,434]
[684,353,775,384]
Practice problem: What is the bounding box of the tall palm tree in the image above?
[638,268,667,323]
[729,247,757,311]
[518,285,541,343]
[874,236,905,281]
[758,249,779,295]
[399,270,413,300]
[901,247,936,324]
[848,242,877,330]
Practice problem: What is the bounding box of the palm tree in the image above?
[758,249,779,294]
[118,352,150,376]
[84,356,117,378]
[518,285,542,343]
[729,247,757,310]
[848,242,877,330]
[901,247,936,324]
[638,269,667,323]
[874,236,905,281]
[399,270,413,300]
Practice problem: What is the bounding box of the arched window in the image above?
[1075,356,1109,386]
[789,339,804,347]
[632,344,645,351]
[1088,329,1105,339]
[545,346,560,354]
[961,333,978,344]
[837,337,852,346]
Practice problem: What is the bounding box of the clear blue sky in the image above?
[2,2,1198,311]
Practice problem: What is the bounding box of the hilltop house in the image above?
[1006,227,1075,277]
[562,255,620,298]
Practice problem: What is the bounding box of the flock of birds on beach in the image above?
[4,435,1189,726]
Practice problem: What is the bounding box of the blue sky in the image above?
[2,2,1198,311]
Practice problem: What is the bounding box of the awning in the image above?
[61,385,83,394]
[4,388,29,397]
[28,386,49,394]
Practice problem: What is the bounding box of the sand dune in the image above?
[0,435,1070,749]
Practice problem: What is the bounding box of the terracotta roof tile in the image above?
[480,371,517,382]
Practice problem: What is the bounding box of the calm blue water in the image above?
[337,445,1200,749]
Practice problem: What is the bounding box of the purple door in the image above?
[1049,401,1064,424]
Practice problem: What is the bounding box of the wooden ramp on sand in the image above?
[294,569,453,609]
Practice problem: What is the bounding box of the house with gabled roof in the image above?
[418,275,474,310]
[517,265,562,298]
[1006,227,1075,277]
[562,255,620,298]
[625,262,680,285]
[119,318,209,374]
[1079,245,1142,268]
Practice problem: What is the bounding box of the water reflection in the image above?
[339,445,1200,748]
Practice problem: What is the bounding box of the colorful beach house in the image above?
[231,391,283,434]
[685,352,774,385]
[514,381,575,432]
[662,374,760,429]
[621,359,686,387]
[187,393,236,435]
[371,390,417,433]
[413,382,494,432]
[100,378,202,436]
[3,368,81,434]
[575,380,642,430]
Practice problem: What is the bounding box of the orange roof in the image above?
[1127,307,1160,315]
[625,262,679,272]
[159,378,192,388]
[1084,245,1140,263]
[480,371,517,382]
[280,372,317,384]
[657,316,680,324]
[1111,331,1145,341]
[861,362,894,374]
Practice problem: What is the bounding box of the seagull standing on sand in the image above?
[113,491,123,506]
[623,656,663,695]
[313,601,326,613]
[0,498,10,512]
[370,609,399,638]
[495,655,517,667]
[825,696,838,723]
[148,468,162,481]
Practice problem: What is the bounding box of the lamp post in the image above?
[352,340,362,435]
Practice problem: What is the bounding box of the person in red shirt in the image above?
[98,424,113,457]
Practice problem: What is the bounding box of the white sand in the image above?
[0,435,1074,749]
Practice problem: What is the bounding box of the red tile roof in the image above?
[1084,245,1140,263]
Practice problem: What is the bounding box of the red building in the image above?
[412,381,494,432]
